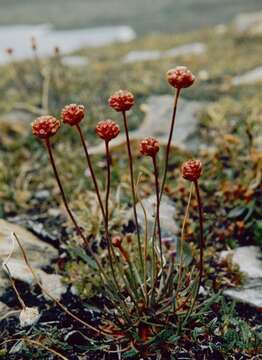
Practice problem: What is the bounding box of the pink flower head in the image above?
[140,137,160,157]
[96,119,120,142]
[112,235,123,248]
[181,159,202,182]
[108,90,135,112]
[61,104,85,126]
[31,115,61,139]
[167,66,195,89]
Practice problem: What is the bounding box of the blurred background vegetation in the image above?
[0,0,262,33]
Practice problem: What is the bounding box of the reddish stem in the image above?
[46,139,85,243]
[104,140,121,291]
[152,155,163,268]
[45,138,106,278]
[122,111,143,270]
[76,124,105,220]
[193,180,204,303]
[160,88,181,198]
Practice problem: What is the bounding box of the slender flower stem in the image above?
[45,138,107,280]
[76,124,105,220]
[77,125,134,316]
[135,176,149,306]
[152,155,163,269]
[104,141,122,292]
[192,180,204,303]
[13,233,112,337]
[3,265,26,310]
[122,111,143,271]
[149,88,181,290]
[160,88,181,198]
[23,338,68,360]
[180,180,204,327]
[105,143,144,311]
[77,123,124,295]
[176,182,193,294]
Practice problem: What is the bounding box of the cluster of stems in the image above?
[30,66,205,340]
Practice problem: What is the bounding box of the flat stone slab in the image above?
[89,95,205,154]
[232,66,262,86]
[0,220,66,300]
[224,278,262,308]
[62,56,88,67]
[234,11,262,36]
[123,42,206,63]
[136,195,178,239]
[221,246,262,308]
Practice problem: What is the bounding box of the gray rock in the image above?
[123,42,206,63]
[89,95,205,154]
[62,56,88,67]
[0,219,58,268]
[232,66,262,86]
[224,279,262,308]
[165,43,206,58]
[136,195,178,239]
[221,246,262,308]
[220,246,262,278]
[38,272,67,301]
[123,50,162,63]
[0,111,34,141]
[0,220,66,300]
[234,11,262,36]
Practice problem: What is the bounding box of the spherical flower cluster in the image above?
[181,159,202,182]
[31,115,61,139]
[96,119,120,142]
[108,90,135,112]
[140,137,160,157]
[61,104,85,126]
[167,66,195,89]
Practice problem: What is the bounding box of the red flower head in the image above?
[31,115,61,139]
[181,159,202,182]
[61,104,85,126]
[112,235,123,248]
[167,66,195,89]
[96,119,120,142]
[108,90,135,112]
[6,48,13,55]
[140,137,160,157]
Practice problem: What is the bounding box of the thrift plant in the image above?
[28,66,207,354]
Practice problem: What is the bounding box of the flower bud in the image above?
[112,235,123,248]
[167,66,195,89]
[6,48,13,55]
[61,104,85,126]
[108,90,135,112]
[96,119,120,142]
[140,137,160,157]
[31,115,61,139]
[181,159,202,182]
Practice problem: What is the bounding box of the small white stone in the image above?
[19,307,40,328]
[39,272,67,301]
[222,246,262,308]
[232,67,262,86]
